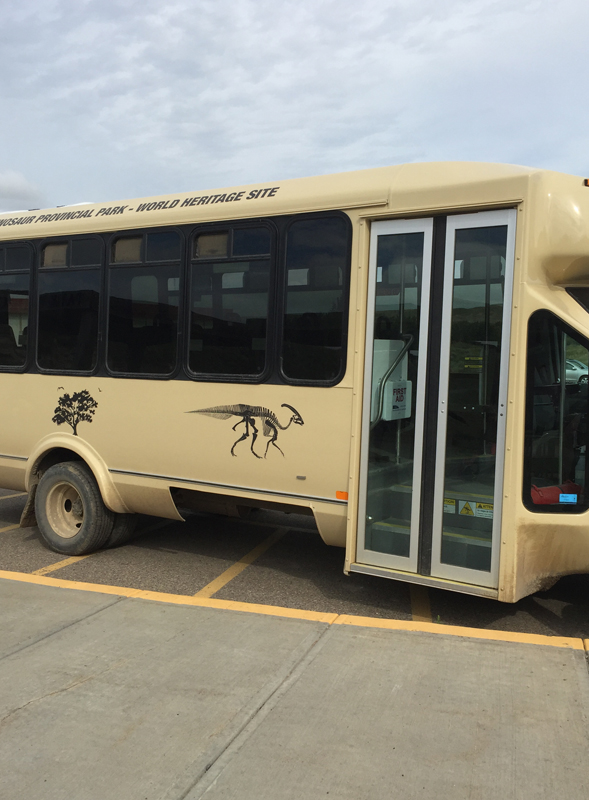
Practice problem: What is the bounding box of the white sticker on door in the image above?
[475,502,493,519]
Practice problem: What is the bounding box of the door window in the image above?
[364,232,424,557]
[438,225,507,572]
[356,218,432,573]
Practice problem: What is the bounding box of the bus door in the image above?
[354,210,516,591]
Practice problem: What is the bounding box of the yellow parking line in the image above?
[0,524,20,533]
[32,555,92,576]
[410,584,432,622]
[194,529,285,598]
[0,569,584,650]
[0,492,26,501]
[333,614,584,650]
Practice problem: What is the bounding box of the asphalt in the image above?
[1,577,589,800]
[3,485,589,638]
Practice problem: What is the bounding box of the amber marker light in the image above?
[584,179,589,186]
[336,491,349,500]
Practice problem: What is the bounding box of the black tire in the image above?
[104,513,137,548]
[35,461,114,555]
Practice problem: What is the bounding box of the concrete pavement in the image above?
[1,576,588,800]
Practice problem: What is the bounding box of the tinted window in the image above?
[282,217,349,382]
[524,311,589,513]
[189,260,270,376]
[233,227,271,257]
[146,231,181,262]
[107,265,180,375]
[71,238,102,267]
[38,271,100,371]
[0,274,29,367]
[5,246,32,272]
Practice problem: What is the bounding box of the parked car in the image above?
[566,359,589,384]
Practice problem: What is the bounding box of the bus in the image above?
[1,161,589,603]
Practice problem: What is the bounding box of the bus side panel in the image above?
[0,459,26,492]
[0,374,354,522]
[514,520,589,600]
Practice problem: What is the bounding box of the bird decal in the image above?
[187,403,304,458]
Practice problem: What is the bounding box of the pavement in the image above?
[1,575,589,800]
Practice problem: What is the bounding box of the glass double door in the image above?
[356,210,516,588]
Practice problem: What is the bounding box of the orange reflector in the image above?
[585,179,589,187]
[336,491,348,500]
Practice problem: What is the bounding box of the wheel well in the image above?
[31,448,84,485]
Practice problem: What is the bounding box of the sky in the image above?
[1,0,588,211]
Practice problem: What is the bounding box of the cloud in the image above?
[0,0,588,206]
[0,171,44,213]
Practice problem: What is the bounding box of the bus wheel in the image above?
[35,461,114,555]
[104,514,137,548]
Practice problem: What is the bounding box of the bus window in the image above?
[189,226,271,377]
[232,227,271,256]
[524,310,589,512]
[281,216,350,383]
[42,243,68,268]
[112,237,142,264]
[71,238,102,267]
[37,270,100,372]
[194,233,228,259]
[107,265,180,375]
[0,277,29,367]
[0,244,31,368]
[5,245,33,272]
[146,231,181,262]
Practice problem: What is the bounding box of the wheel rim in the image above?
[45,481,85,539]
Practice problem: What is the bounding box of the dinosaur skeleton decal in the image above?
[187,403,304,458]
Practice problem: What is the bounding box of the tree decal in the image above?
[52,390,98,436]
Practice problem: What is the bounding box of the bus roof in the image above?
[0,161,585,240]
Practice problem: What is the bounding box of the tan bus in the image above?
[1,161,589,603]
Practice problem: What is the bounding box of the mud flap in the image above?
[19,485,37,528]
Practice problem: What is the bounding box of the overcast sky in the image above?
[1,0,588,211]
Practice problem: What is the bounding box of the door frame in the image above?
[355,217,433,573]
[429,209,517,587]
[355,209,517,589]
